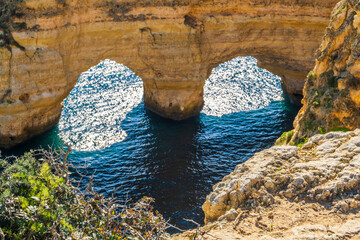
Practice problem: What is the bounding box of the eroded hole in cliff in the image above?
[202,56,284,117]
[58,56,295,152]
[59,59,144,151]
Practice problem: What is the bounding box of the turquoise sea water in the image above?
[3,57,300,230]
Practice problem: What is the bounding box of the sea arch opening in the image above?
[59,59,144,151]
[59,55,297,152]
[202,56,284,117]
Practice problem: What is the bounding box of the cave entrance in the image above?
[58,56,298,151]
[202,56,285,117]
[59,59,144,151]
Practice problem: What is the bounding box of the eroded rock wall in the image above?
[293,0,360,142]
[202,130,360,224]
[0,0,338,147]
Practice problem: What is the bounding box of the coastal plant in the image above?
[318,127,326,134]
[307,71,316,81]
[0,149,170,239]
[295,137,308,148]
[275,130,294,145]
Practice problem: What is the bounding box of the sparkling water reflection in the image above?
[59,60,143,151]
[203,57,283,116]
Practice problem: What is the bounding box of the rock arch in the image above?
[0,0,339,147]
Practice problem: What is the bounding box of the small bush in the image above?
[331,127,351,132]
[295,137,308,148]
[275,130,294,145]
[0,149,170,239]
[307,71,316,81]
[318,127,326,134]
[312,101,320,107]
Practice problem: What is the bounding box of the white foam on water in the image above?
[59,60,143,151]
[202,56,283,117]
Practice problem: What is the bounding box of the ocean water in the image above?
[3,57,300,230]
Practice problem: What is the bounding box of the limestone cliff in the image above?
[293,0,360,142]
[177,130,360,239]
[0,0,338,148]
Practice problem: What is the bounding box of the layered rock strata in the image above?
[179,130,360,239]
[293,0,360,141]
[0,0,338,148]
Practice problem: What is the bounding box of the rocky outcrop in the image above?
[175,2,360,237]
[293,0,360,142]
[174,198,360,239]
[179,130,360,239]
[0,0,338,148]
[202,130,360,223]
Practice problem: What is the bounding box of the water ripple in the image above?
[59,60,143,151]
[202,56,283,116]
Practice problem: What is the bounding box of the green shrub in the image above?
[318,127,326,134]
[307,71,316,81]
[0,150,170,239]
[275,130,294,145]
[312,101,320,107]
[295,137,308,148]
[331,127,351,132]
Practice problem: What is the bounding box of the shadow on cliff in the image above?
[0,125,62,156]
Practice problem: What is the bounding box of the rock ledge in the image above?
[173,130,360,239]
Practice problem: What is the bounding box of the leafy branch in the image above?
[0,148,170,239]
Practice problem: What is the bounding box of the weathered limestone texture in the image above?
[177,130,360,239]
[293,0,360,142]
[0,0,338,148]
[203,130,360,223]
[173,198,360,239]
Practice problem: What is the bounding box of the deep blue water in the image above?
[2,57,300,231]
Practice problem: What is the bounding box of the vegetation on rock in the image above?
[291,0,360,144]
[0,149,170,239]
[275,130,294,145]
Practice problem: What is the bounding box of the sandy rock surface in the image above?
[173,130,360,239]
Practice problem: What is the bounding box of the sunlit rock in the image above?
[0,0,338,147]
[293,0,360,141]
[203,129,360,223]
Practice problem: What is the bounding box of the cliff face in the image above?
[193,130,360,239]
[293,0,360,142]
[0,0,338,148]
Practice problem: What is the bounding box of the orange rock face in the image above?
[293,0,360,141]
[0,0,338,148]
